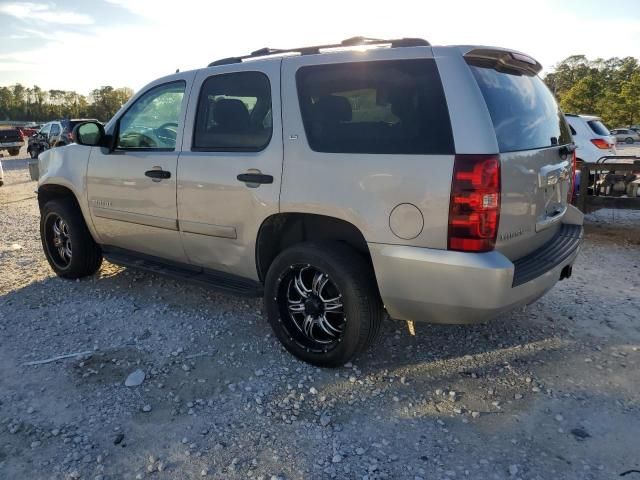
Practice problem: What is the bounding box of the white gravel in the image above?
[1,145,640,479]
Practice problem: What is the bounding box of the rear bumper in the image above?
[369,219,583,324]
[0,141,24,148]
[28,160,39,181]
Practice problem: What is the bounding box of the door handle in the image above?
[237,173,273,185]
[145,169,171,180]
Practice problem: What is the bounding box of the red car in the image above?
[19,126,39,137]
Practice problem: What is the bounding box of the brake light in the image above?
[591,138,611,149]
[448,154,501,252]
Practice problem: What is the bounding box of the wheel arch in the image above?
[255,213,372,282]
[38,183,82,214]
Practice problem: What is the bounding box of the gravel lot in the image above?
[1,145,640,480]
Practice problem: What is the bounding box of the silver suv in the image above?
[35,37,583,367]
[610,128,640,144]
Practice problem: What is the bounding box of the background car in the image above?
[0,158,4,187]
[610,128,640,144]
[18,125,39,137]
[0,126,25,156]
[565,114,616,163]
[28,119,98,158]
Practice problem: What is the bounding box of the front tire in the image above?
[264,241,382,367]
[625,137,634,144]
[8,148,20,156]
[40,199,103,279]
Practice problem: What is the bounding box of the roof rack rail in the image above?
[207,36,430,67]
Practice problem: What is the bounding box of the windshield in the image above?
[468,62,572,152]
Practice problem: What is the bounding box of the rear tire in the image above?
[40,199,103,279]
[8,148,19,156]
[264,241,383,367]
[625,137,634,144]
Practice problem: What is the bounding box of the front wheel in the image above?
[264,241,383,367]
[625,137,634,144]
[40,199,103,278]
[8,148,20,156]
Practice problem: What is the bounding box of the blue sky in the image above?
[1,0,639,94]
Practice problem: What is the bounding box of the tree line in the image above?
[0,85,134,123]
[544,55,640,127]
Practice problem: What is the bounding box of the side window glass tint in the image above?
[117,81,185,150]
[50,124,60,136]
[193,71,272,151]
[295,59,454,155]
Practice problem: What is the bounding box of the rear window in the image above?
[468,62,572,152]
[588,120,610,136]
[296,59,454,155]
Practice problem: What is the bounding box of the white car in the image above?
[565,114,616,163]
[0,158,4,186]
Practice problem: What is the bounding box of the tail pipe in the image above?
[560,265,573,281]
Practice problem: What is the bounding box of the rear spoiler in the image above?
[464,48,543,76]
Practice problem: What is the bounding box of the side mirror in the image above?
[73,122,105,147]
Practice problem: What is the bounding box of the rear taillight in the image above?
[590,138,611,149]
[448,154,501,253]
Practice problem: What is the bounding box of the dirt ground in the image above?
[1,145,640,480]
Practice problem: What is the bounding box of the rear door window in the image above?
[193,71,272,152]
[295,59,454,155]
[468,61,571,152]
[588,120,610,136]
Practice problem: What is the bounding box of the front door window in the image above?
[117,81,186,150]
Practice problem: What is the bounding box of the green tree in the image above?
[619,72,640,125]
[0,86,13,120]
[558,75,602,114]
[0,83,132,122]
[545,55,640,127]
